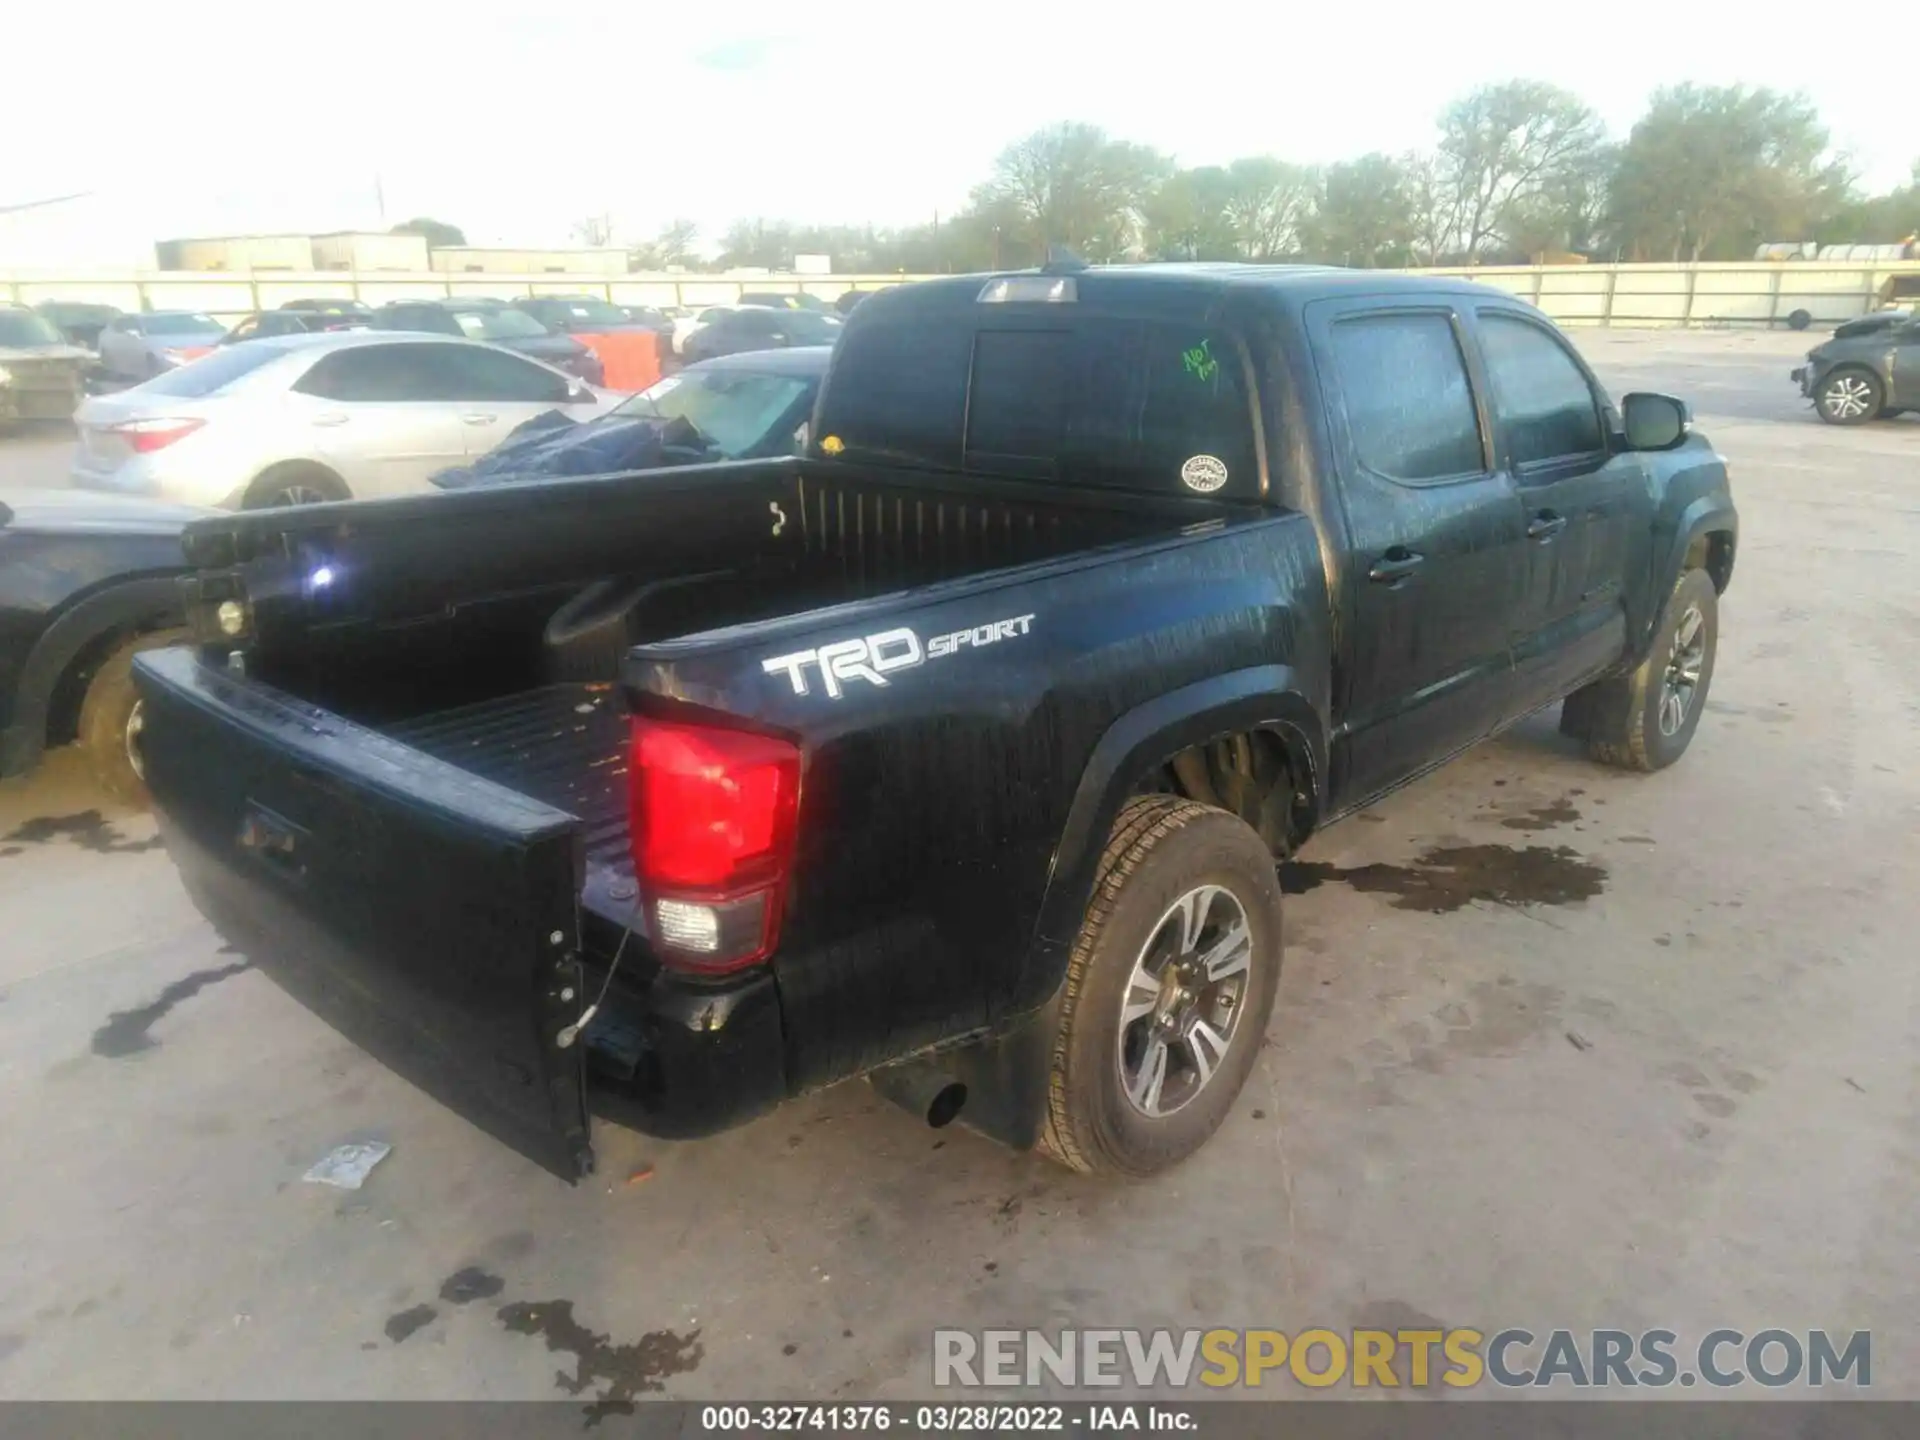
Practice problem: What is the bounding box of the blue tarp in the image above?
[430,409,702,490]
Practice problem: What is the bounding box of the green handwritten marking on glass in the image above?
[1182,339,1219,383]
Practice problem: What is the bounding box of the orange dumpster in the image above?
[575,329,661,392]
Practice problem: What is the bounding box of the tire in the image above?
[1815,367,1884,426]
[1786,308,1812,332]
[78,629,188,806]
[1564,568,1718,773]
[1038,796,1284,1177]
[244,463,349,509]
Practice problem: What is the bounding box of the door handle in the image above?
[1528,511,1568,540]
[460,413,497,425]
[311,413,349,428]
[1368,549,1425,584]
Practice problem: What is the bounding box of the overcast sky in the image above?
[6,0,1913,266]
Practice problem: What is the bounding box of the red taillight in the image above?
[628,716,801,974]
[111,418,205,454]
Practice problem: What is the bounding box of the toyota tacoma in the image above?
[135,264,1737,1180]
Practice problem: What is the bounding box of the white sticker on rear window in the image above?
[1182,454,1228,493]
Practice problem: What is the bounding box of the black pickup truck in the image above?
[136,264,1737,1181]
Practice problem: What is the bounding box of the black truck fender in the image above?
[2,575,183,779]
[885,666,1324,1152]
[1029,664,1324,971]
[1633,497,1737,667]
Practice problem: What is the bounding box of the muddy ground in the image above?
[2,329,1916,1405]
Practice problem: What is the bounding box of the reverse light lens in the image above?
[628,717,801,973]
[110,417,206,453]
[654,899,720,953]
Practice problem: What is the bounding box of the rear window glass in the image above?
[818,316,1258,495]
[0,310,65,346]
[138,344,282,397]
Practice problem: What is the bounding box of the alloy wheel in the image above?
[1658,604,1706,738]
[1116,884,1254,1118]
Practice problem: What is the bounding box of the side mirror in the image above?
[1621,392,1690,451]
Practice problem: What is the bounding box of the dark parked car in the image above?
[0,306,93,425]
[137,264,1735,1183]
[0,488,206,800]
[217,309,369,346]
[33,300,123,350]
[620,305,675,332]
[372,299,605,386]
[507,295,664,390]
[1792,309,1920,424]
[429,346,828,490]
[280,299,375,328]
[737,290,834,314]
[680,304,840,363]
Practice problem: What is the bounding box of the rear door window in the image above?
[1327,312,1486,482]
[295,343,468,402]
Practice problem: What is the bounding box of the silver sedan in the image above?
[70,330,616,508]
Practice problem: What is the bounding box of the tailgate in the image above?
[134,647,594,1180]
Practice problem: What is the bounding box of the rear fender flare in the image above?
[3,577,184,777]
[1019,665,1324,1013]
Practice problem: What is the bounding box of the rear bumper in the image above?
[583,962,788,1138]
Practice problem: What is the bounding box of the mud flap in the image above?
[135,648,594,1180]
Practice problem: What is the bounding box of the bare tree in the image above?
[1401,152,1459,265]
[1439,81,1607,261]
[629,218,699,269]
[977,123,1172,261]
[1222,157,1318,259]
[572,213,615,247]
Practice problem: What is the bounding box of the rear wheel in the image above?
[79,629,188,805]
[1038,796,1283,1177]
[245,463,348,509]
[1816,367,1884,425]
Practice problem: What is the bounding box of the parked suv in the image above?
[1793,310,1920,424]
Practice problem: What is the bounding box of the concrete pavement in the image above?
[1,330,1916,1406]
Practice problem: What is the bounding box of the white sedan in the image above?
[70,330,617,508]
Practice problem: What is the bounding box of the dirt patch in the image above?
[1280,843,1607,912]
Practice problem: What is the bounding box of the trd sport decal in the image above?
[762,614,1036,699]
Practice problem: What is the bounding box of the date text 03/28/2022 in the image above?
[700,1404,1187,1431]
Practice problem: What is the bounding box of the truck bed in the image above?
[388,683,630,873]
